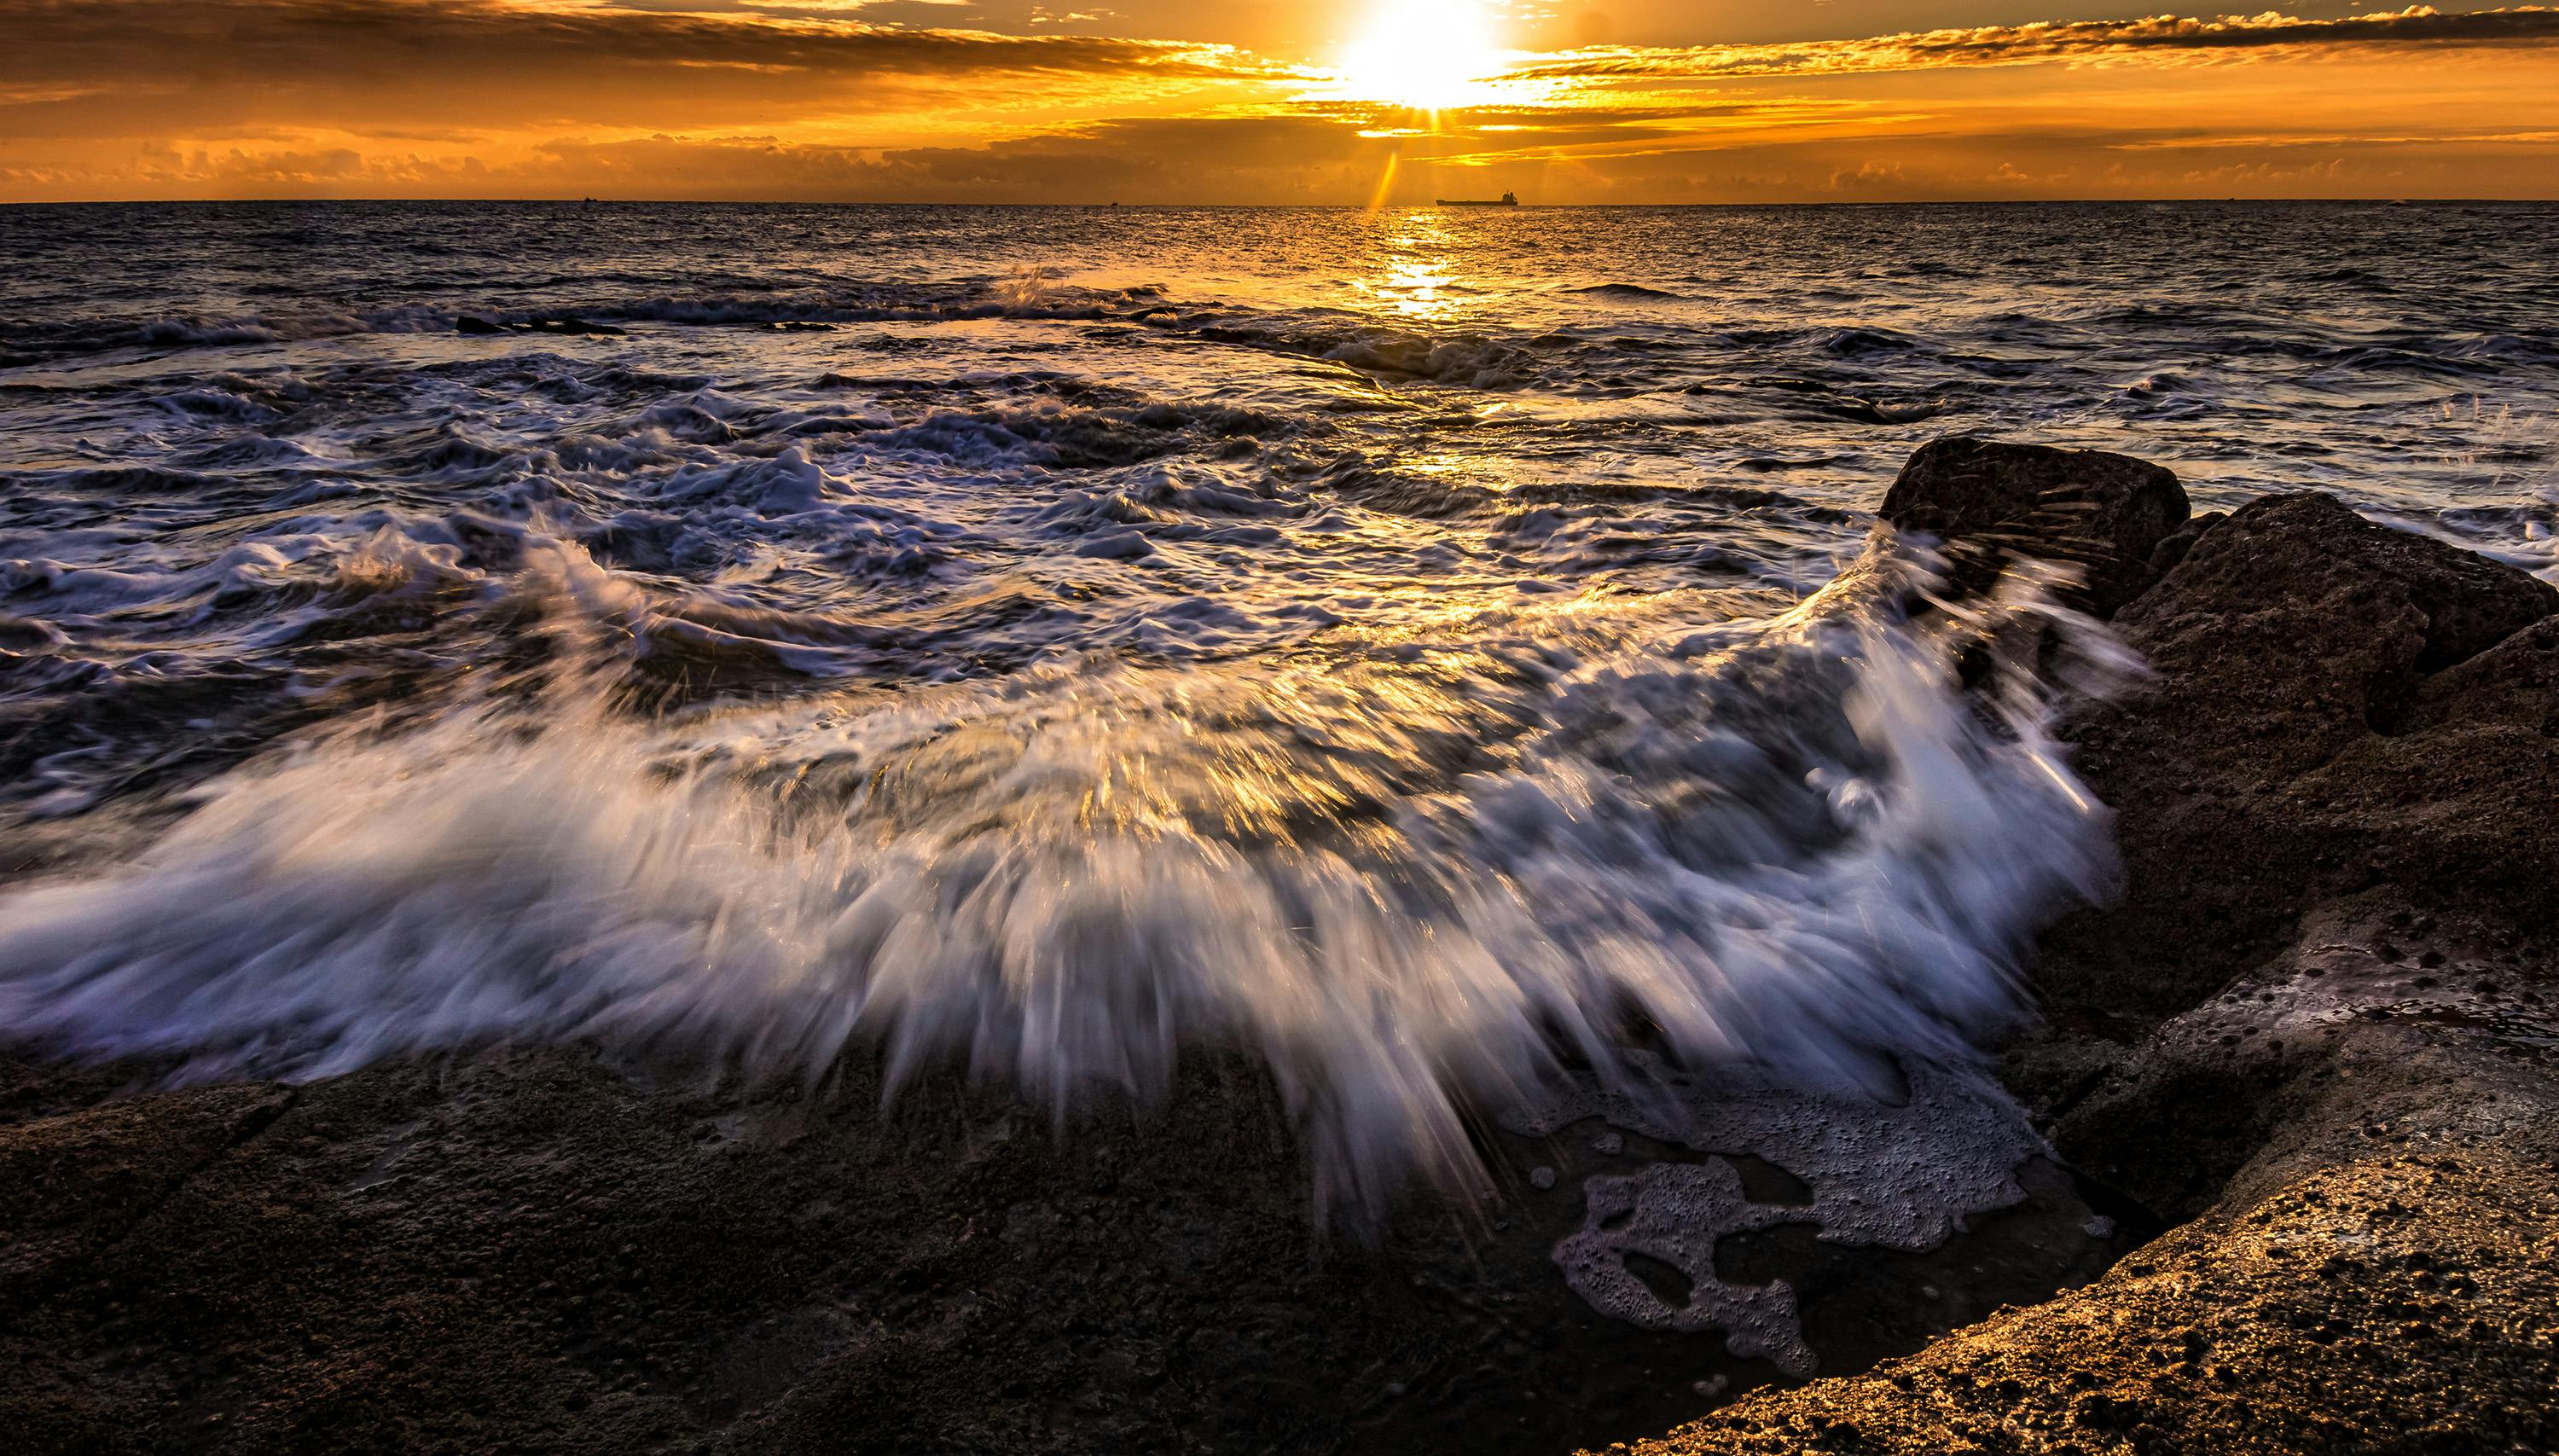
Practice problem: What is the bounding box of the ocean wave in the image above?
[0,284,1171,365]
[1566,283,1687,301]
[6,306,453,360]
[5,200,2556,1229]
[1317,330,1528,387]
[0,537,2121,1216]
[858,398,1303,472]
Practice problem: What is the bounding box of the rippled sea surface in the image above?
[3,202,2554,1205]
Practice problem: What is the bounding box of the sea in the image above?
[2,201,2554,1206]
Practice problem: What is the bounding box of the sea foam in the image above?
[0,533,2121,1215]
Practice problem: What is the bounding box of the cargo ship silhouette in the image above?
[1437,191,1519,206]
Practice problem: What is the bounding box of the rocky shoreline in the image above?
[1616,450,2559,1453]
[6,440,2556,1453]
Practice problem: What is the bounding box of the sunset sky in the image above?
[4,0,2557,202]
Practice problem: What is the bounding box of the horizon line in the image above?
[4,195,2554,209]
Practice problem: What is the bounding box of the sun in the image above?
[1334,0,1508,111]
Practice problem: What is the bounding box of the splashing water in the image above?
[16,202,2477,1213]
[0,518,2120,1214]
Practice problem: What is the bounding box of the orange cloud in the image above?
[1512,7,2559,80]
[2,3,2554,202]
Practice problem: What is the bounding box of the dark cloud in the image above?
[88,116,1396,203]
[542,117,1388,201]
[6,0,1263,78]
[1,0,1280,137]
[1516,7,2559,80]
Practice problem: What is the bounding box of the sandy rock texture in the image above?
[2040,490,2559,1027]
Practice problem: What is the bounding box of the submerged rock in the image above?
[525,316,628,337]
[0,1041,2125,1456]
[454,315,630,338]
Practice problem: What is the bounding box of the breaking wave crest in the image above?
[0,532,2122,1215]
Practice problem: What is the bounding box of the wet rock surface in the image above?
[1877,437,2190,617]
[9,442,2559,1454]
[1619,925,2559,1454]
[0,1044,2127,1456]
[1518,1063,2062,1383]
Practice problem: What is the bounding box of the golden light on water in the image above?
[1357,223,1466,318]
[1333,0,1510,111]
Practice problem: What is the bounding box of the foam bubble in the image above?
[1530,1059,2045,1369]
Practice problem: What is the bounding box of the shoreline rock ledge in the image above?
[1615,442,2559,1454]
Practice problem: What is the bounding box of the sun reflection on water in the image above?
[1354,221,1470,320]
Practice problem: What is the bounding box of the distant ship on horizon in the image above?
[1437,191,1519,207]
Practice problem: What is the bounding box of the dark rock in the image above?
[525,317,628,337]
[1631,959,2559,1453]
[2144,510,2225,579]
[2036,490,2559,1019]
[1879,438,2191,617]
[1622,480,2559,1453]
[2139,493,2557,677]
[454,315,509,336]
